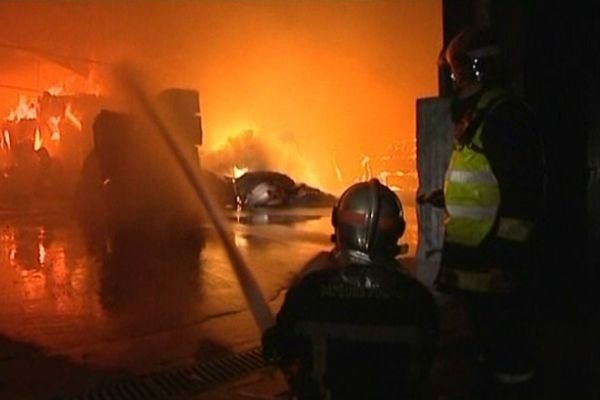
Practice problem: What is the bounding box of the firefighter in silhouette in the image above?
[419,27,545,398]
[263,179,439,399]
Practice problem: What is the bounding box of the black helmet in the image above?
[441,27,502,90]
[331,179,405,260]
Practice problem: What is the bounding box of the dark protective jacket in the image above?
[263,251,439,400]
[439,87,545,293]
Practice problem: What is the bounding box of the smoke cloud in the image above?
[0,1,442,195]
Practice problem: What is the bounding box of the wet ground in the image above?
[3,201,596,400]
[0,201,419,399]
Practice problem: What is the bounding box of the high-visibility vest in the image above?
[444,90,504,247]
[443,90,534,292]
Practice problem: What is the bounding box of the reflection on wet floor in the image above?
[0,213,105,351]
[0,204,416,398]
[229,209,323,226]
[0,208,332,365]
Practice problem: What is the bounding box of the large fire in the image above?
[201,128,417,199]
[2,91,85,155]
[0,75,104,204]
[0,0,441,211]
[0,76,418,209]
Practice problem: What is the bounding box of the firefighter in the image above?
[423,27,545,398]
[262,179,439,399]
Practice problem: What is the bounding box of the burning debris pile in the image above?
[200,129,337,209]
[201,128,417,202]
[0,88,104,206]
[72,87,336,256]
[0,77,334,255]
[201,169,337,210]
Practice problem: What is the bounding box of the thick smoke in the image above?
[201,129,321,188]
[0,1,442,197]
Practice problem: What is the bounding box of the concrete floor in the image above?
[1,203,596,400]
[0,203,419,399]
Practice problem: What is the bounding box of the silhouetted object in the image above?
[5,142,38,206]
[0,147,64,207]
[158,88,202,164]
[263,180,438,399]
[99,234,200,314]
[199,169,236,207]
[73,151,108,256]
[75,108,205,259]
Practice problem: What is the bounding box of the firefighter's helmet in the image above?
[441,27,502,90]
[331,179,405,259]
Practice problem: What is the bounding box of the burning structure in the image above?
[0,88,104,205]
[0,1,441,262]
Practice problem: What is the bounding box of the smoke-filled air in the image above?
[0,0,442,197]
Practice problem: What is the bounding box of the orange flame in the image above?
[38,243,46,265]
[332,152,343,182]
[6,96,37,122]
[2,129,10,150]
[34,127,43,151]
[233,165,249,179]
[64,103,82,131]
[46,84,64,96]
[358,154,372,181]
[48,116,61,141]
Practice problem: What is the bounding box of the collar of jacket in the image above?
[454,88,508,147]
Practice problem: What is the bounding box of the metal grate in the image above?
[53,347,266,400]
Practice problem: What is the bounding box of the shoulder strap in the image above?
[468,89,510,151]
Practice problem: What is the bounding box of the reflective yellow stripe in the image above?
[497,217,533,242]
[445,180,500,207]
[447,170,497,184]
[295,322,420,344]
[454,269,492,293]
[443,90,507,247]
[446,205,497,219]
[445,215,495,247]
[494,370,535,385]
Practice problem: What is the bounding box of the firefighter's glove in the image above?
[261,327,283,364]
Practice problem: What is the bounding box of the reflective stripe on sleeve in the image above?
[295,322,421,345]
[493,370,535,385]
[446,204,497,219]
[453,269,492,293]
[446,170,497,184]
[497,217,533,242]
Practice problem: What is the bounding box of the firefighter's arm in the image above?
[261,325,286,363]
[261,281,306,364]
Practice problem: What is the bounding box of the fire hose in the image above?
[114,64,275,333]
